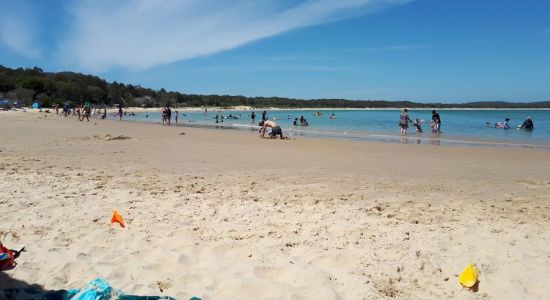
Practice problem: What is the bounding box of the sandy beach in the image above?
[1,110,549,299]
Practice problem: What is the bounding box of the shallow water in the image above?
[119,109,550,148]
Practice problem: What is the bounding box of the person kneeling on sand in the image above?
[259,120,288,139]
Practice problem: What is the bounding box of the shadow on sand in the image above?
[0,272,70,300]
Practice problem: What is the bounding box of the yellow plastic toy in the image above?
[459,263,479,288]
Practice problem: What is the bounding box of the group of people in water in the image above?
[53,104,537,140]
[251,110,338,139]
[399,109,535,135]
[487,116,534,130]
[161,106,184,126]
[399,109,442,135]
[293,116,309,126]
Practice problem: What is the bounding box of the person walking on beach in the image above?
[259,120,287,139]
[80,103,91,122]
[432,110,441,133]
[63,102,70,117]
[174,110,179,126]
[399,109,413,135]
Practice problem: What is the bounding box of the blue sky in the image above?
[0,0,549,103]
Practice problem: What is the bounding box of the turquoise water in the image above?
[120,109,550,147]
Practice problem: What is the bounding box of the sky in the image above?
[0,0,549,103]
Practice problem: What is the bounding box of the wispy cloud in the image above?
[59,0,411,71]
[345,43,431,52]
[189,64,364,74]
[0,2,40,58]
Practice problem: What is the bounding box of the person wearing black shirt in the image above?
[520,116,534,130]
[432,110,441,133]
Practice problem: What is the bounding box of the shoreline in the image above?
[11,106,550,113]
[6,109,549,149]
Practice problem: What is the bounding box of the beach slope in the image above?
[0,111,549,299]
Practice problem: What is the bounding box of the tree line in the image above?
[1,65,548,108]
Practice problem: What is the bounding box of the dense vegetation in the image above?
[1,65,549,108]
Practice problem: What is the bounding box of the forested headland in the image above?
[1,65,549,109]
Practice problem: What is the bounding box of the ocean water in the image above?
[121,109,550,147]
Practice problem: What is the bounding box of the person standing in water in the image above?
[262,110,267,121]
[118,106,123,121]
[432,110,441,133]
[166,106,172,126]
[399,108,413,135]
[413,119,423,133]
[175,110,179,126]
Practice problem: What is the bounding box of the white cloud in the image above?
[346,43,431,52]
[60,0,411,71]
[0,4,40,58]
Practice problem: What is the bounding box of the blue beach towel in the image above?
[55,278,193,300]
[3,278,197,300]
[70,278,119,300]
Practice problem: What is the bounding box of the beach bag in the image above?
[0,242,16,271]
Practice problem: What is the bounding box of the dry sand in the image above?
[0,111,549,299]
